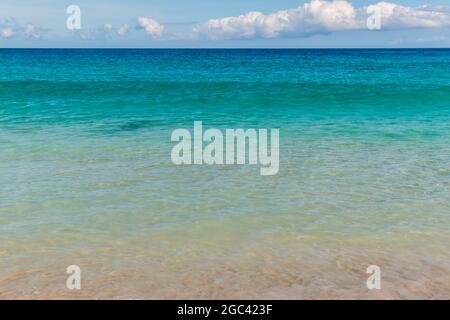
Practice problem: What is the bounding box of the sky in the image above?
[1,0,450,48]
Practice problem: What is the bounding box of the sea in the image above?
[0,49,449,298]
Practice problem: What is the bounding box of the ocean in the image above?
[0,49,449,299]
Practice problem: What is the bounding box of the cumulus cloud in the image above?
[0,18,46,39]
[136,17,164,38]
[0,18,17,39]
[25,24,41,39]
[194,0,450,40]
[369,2,450,29]
[117,24,130,36]
[104,23,130,36]
[103,23,113,31]
[1,26,14,38]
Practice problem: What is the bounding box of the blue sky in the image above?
[1,0,450,47]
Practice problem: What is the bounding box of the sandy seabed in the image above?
[1,238,449,300]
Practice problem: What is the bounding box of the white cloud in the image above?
[117,24,130,36]
[103,23,113,31]
[369,2,450,29]
[103,23,130,36]
[137,17,164,38]
[0,18,46,40]
[194,0,450,40]
[25,24,40,39]
[1,26,14,38]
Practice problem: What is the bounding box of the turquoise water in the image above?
[0,49,449,299]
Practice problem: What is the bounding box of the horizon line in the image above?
[1,47,450,50]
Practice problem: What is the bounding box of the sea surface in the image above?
[0,49,449,299]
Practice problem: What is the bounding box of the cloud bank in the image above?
[193,0,450,40]
[2,2,450,43]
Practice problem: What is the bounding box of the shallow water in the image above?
[0,49,449,299]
